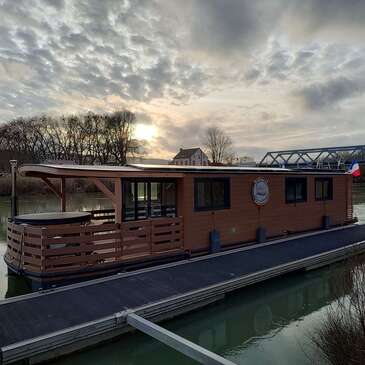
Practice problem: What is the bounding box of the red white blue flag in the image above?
[349,161,361,177]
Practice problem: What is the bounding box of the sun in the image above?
[134,123,157,141]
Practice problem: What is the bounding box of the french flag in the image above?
[349,161,361,177]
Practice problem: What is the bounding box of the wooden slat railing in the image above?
[88,209,115,222]
[42,223,121,272]
[6,222,43,272]
[121,220,151,257]
[151,217,184,252]
[5,217,184,275]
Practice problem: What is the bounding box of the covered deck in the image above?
[5,164,185,285]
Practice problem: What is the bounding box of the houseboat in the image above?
[5,163,354,289]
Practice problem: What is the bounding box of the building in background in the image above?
[170,148,209,166]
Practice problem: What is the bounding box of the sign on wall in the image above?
[252,178,269,205]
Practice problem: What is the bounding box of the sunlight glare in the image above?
[134,123,157,141]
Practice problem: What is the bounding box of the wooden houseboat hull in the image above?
[4,163,355,289]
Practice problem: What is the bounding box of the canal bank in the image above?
[0,185,365,364]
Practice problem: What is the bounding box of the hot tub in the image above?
[13,212,92,225]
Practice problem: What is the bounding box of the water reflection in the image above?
[50,266,345,365]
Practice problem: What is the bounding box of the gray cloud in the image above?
[0,0,217,120]
[296,77,365,110]
[1,0,365,158]
[187,0,278,56]
[154,118,206,155]
[283,0,365,40]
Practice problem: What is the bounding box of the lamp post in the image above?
[10,160,18,220]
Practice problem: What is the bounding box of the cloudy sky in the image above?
[1,0,365,160]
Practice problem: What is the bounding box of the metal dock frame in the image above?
[1,225,365,364]
[126,312,236,365]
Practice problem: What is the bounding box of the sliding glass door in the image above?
[137,182,148,219]
[122,180,177,221]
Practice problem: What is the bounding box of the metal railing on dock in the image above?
[126,312,236,365]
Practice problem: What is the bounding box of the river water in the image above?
[0,185,364,364]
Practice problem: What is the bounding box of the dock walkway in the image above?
[2,224,365,364]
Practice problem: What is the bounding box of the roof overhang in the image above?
[18,164,185,178]
[130,164,347,175]
[18,163,347,178]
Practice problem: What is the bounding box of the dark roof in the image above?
[18,163,347,178]
[173,148,203,160]
[131,164,346,175]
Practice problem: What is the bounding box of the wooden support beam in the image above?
[114,178,122,224]
[61,177,66,212]
[90,178,116,205]
[41,177,62,199]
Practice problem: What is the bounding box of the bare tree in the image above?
[105,110,137,165]
[0,110,143,169]
[203,126,234,165]
[310,256,365,365]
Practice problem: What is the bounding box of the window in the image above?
[137,182,148,219]
[122,180,177,221]
[123,181,136,221]
[194,178,230,211]
[285,177,307,203]
[315,177,333,201]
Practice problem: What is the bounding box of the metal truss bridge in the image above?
[259,145,365,170]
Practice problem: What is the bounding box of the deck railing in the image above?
[88,208,115,221]
[6,223,43,273]
[6,217,184,274]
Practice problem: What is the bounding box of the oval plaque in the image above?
[252,178,269,205]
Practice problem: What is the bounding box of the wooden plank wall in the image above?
[181,173,351,252]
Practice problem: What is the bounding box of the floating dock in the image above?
[1,224,365,364]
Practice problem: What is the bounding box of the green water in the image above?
[0,185,365,364]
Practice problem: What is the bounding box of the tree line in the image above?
[0,110,142,170]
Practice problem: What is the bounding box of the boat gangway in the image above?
[1,224,365,364]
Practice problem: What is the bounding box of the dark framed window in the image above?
[285,177,307,203]
[122,180,177,221]
[194,178,230,211]
[315,177,333,201]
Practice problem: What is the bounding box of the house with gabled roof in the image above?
[170,147,209,166]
